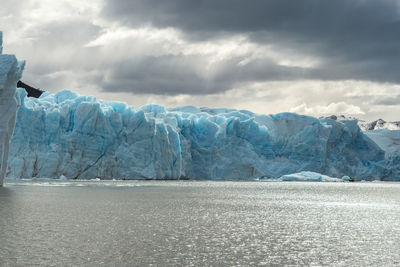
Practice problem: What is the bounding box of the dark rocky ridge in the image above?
[17,81,44,98]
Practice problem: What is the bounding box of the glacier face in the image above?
[364,130,400,180]
[7,89,392,180]
[325,114,400,180]
[0,32,24,186]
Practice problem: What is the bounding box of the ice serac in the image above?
[0,32,25,186]
[363,130,400,180]
[8,89,394,180]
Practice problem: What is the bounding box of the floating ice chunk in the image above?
[341,176,350,181]
[279,171,343,182]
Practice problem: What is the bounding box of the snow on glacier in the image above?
[0,32,24,186]
[7,89,391,180]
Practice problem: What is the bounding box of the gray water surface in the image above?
[0,180,399,266]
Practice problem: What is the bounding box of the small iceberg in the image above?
[278,171,344,182]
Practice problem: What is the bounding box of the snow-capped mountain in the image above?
[322,115,400,131]
[359,119,400,131]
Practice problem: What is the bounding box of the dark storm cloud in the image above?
[102,0,400,87]
[103,0,397,36]
[99,55,307,95]
[374,95,400,106]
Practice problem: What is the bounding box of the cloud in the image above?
[98,54,311,95]
[290,102,365,116]
[1,0,400,121]
[373,95,400,106]
[77,26,315,95]
[1,0,103,91]
[103,0,400,84]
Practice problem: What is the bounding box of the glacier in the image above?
[363,130,400,180]
[0,32,24,186]
[325,115,400,180]
[7,88,395,181]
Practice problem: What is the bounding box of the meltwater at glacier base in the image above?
[7,88,399,181]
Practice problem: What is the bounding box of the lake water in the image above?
[0,180,399,266]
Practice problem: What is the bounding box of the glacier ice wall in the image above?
[364,130,400,180]
[7,89,391,180]
[0,32,25,186]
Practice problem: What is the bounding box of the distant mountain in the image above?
[322,115,400,131]
[359,119,400,131]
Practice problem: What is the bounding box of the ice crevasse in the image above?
[7,88,393,181]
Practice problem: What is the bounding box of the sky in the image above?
[1,0,400,121]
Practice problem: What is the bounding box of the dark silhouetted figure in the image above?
[17,81,44,98]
